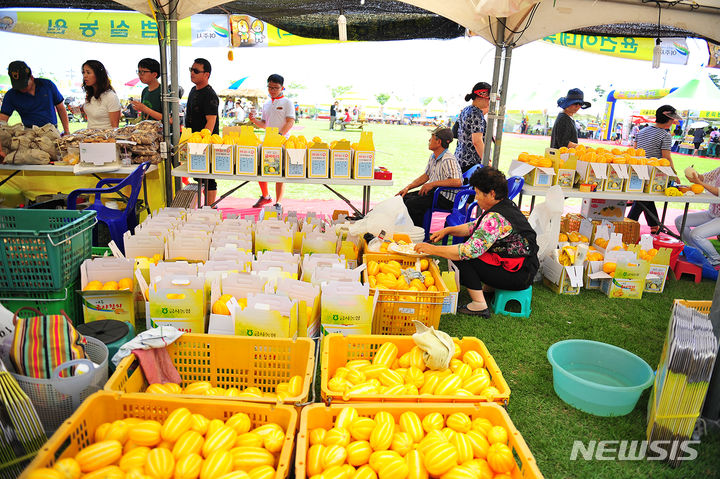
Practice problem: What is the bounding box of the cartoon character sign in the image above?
[237,18,250,44]
[251,19,265,44]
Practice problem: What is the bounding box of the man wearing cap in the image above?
[627,105,681,233]
[397,127,462,227]
[0,61,70,158]
[550,88,591,149]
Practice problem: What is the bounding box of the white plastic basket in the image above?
[2,336,108,434]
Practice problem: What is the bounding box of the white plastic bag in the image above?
[348,195,414,237]
[528,185,564,260]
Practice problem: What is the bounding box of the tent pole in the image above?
[157,11,173,207]
[169,0,181,198]
[492,44,513,169]
[484,18,505,166]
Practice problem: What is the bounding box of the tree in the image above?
[329,85,352,99]
[421,97,433,106]
[592,85,607,104]
[376,93,390,105]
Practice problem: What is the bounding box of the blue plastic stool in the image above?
[492,286,532,318]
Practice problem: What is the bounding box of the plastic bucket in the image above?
[653,233,684,269]
[547,339,654,416]
[3,336,108,434]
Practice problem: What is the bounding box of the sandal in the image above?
[457,304,492,318]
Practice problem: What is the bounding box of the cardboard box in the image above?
[79,142,119,166]
[261,146,283,176]
[285,148,307,178]
[185,143,211,174]
[441,260,460,314]
[211,144,234,175]
[353,150,375,179]
[624,164,649,193]
[235,293,300,338]
[542,258,582,295]
[604,164,628,192]
[575,161,607,191]
[645,166,674,194]
[235,145,259,175]
[581,199,627,221]
[583,261,604,290]
[321,282,376,336]
[508,160,554,187]
[554,169,576,188]
[79,258,135,325]
[148,276,206,332]
[598,258,649,299]
[330,148,352,179]
[308,146,329,178]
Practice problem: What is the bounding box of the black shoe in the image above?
[457,305,492,318]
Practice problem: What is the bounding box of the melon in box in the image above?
[285,147,307,178]
[624,164,649,193]
[575,160,607,191]
[79,257,135,325]
[599,255,649,299]
[508,159,554,187]
[235,293,301,338]
[308,142,329,178]
[645,165,675,194]
[627,241,671,293]
[542,257,582,295]
[211,144,234,174]
[604,164,628,192]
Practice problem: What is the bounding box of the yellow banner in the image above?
[700,110,720,119]
[543,33,653,60]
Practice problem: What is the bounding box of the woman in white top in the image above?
[82,60,121,129]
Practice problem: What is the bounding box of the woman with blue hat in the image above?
[550,88,591,149]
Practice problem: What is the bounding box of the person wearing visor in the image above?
[550,88,591,149]
[397,126,462,227]
[626,105,681,234]
[454,82,491,172]
[0,61,70,158]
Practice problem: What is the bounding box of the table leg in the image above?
[678,203,690,241]
[0,170,20,188]
[517,192,523,209]
[142,174,150,216]
[529,195,536,213]
[197,180,203,209]
[363,186,370,215]
[635,201,679,239]
[322,184,363,217]
[660,202,668,224]
[212,181,248,208]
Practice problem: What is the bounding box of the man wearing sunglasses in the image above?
[186,58,220,204]
[249,73,295,209]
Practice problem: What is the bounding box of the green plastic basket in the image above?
[0,281,82,325]
[0,209,96,291]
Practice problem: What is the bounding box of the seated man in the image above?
[396,126,462,227]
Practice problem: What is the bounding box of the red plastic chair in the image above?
[67,162,151,253]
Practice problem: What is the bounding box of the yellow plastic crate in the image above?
[105,334,315,405]
[296,403,543,479]
[321,334,510,405]
[363,252,448,335]
[21,392,297,479]
[674,299,711,314]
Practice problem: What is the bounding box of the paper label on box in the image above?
[590,163,608,178]
[509,160,534,177]
[630,164,650,180]
[82,292,135,324]
[657,166,675,176]
[236,146,257,174]
[355,151,374,178]
[645,264,668,293]
[579,219,593,239]
[332,150,351,177]
[262,147,282,175]
[610,163,629,178]
[309,149,329,177]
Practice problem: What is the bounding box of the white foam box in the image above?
[353,150,375,179]
[581,199,627,221]
[184,143,211,174]
[235,145,259,175]
[211,144,234,175]
[79,142,119,166]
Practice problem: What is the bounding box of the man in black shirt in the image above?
[329,101,338,130]
[185,58,219,204]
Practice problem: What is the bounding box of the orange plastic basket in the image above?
[363,253,448,335]
[321,334,510,405]
[20,392,297,479]
[674,299,711,314]
[296,403,543,479]
[105,334,316,405]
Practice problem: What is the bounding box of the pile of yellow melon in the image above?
[558,232,589,244]
[327,341,501,401]
[303,406,518,479]
[144,377,304,401]
[84,278,133,291]
[516,152,551,168]
[365,260,437,292]
[28,408,286,479]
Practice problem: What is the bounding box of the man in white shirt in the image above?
[248,73,295,209]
